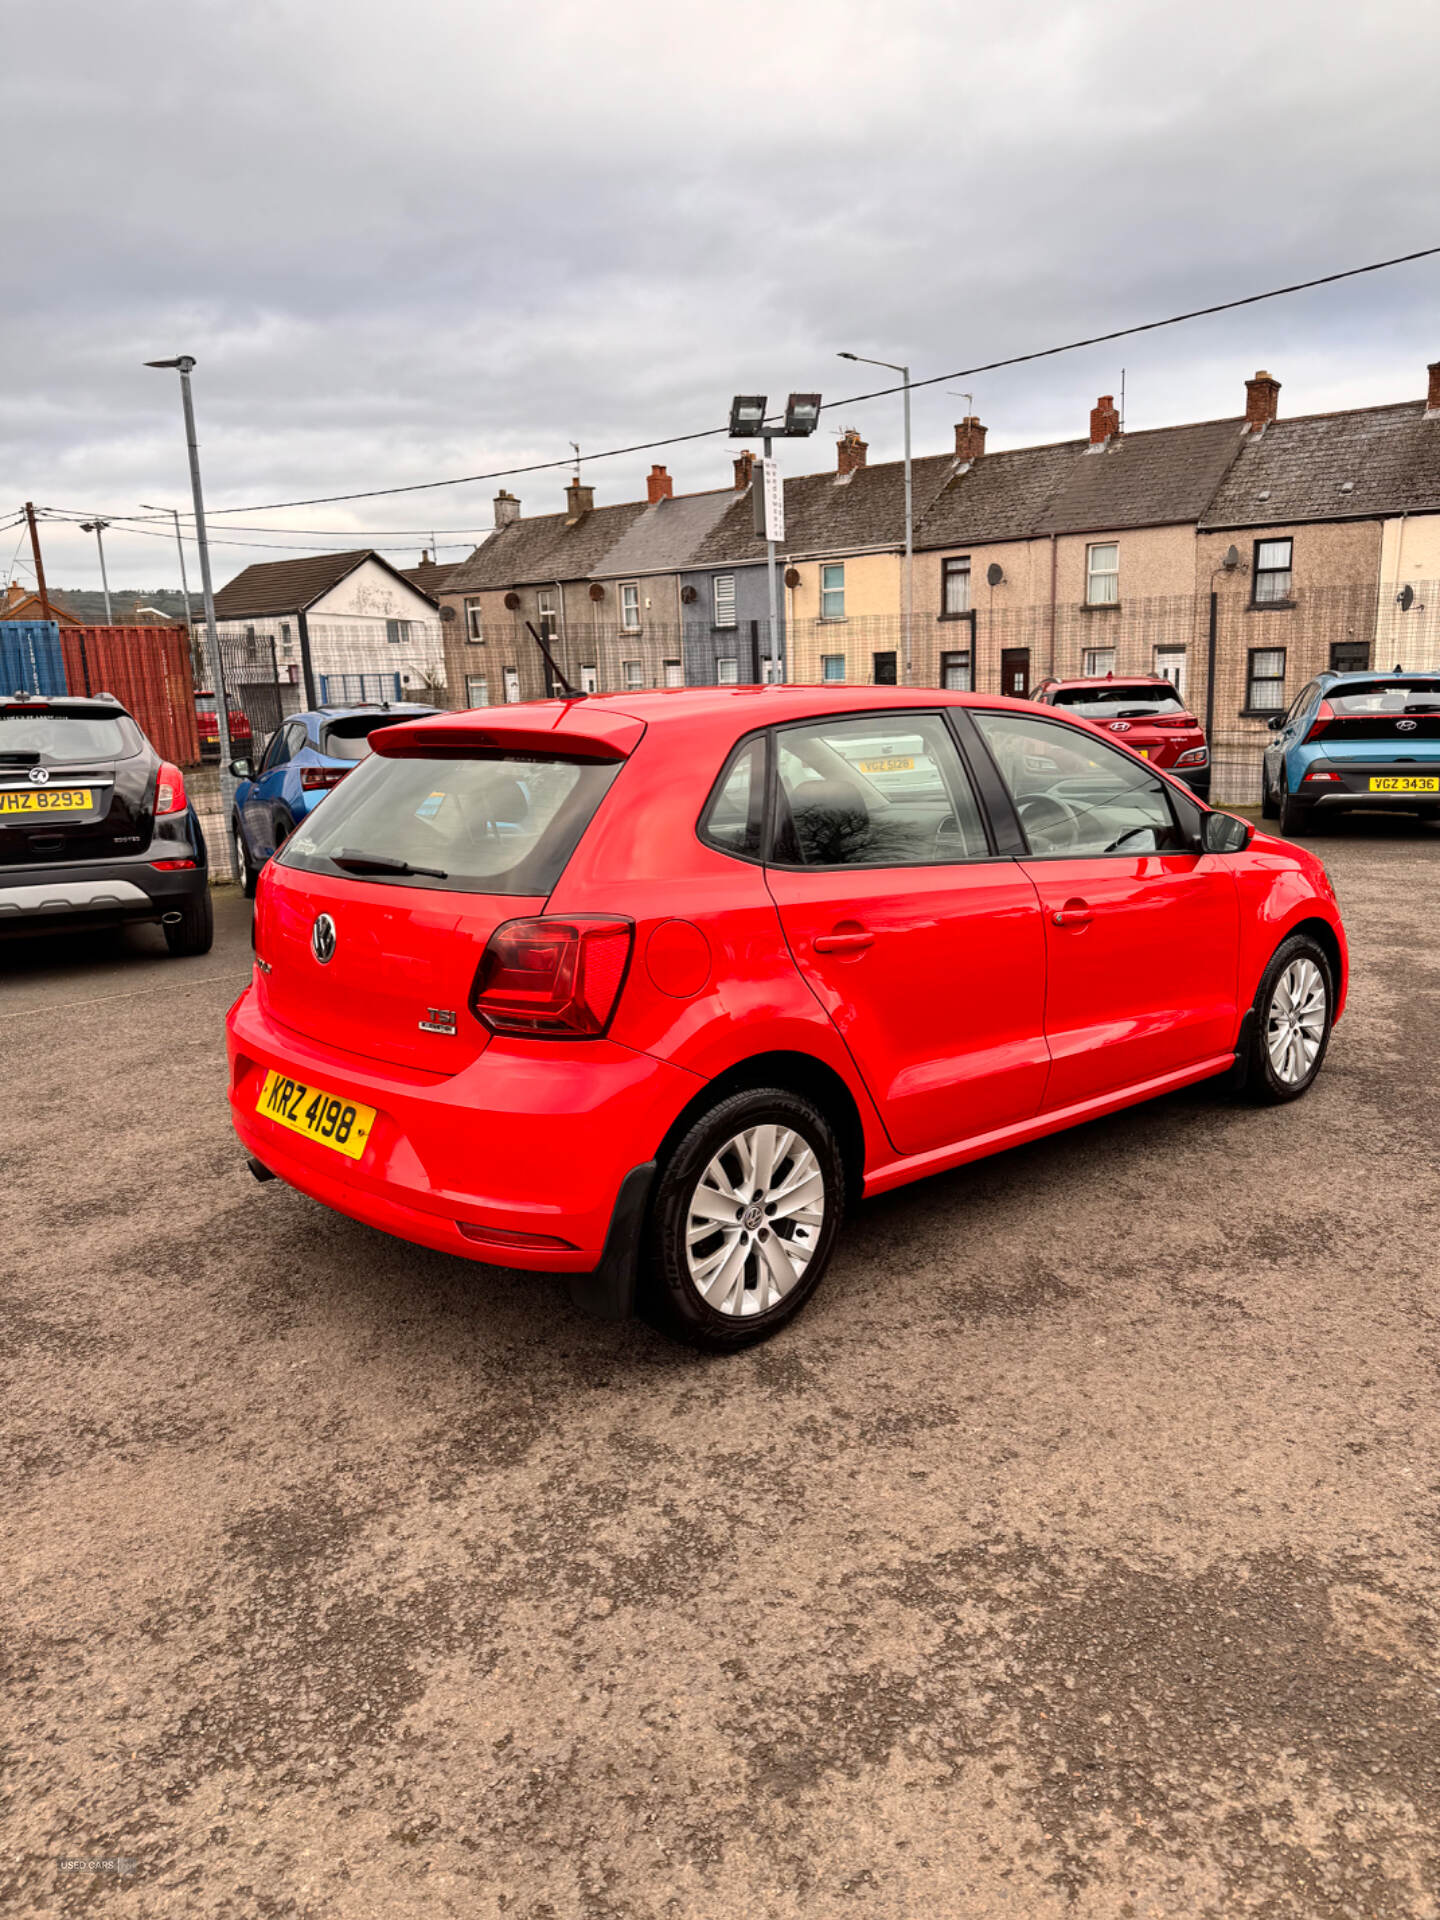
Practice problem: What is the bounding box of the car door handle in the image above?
[813,930,874,953]
[1051,902,1093,928]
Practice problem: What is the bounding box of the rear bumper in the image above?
[1292,757,1440,808]
[0,853,207,936]
[227,984,699,1278]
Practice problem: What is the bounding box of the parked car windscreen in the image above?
[1049,684,1187,718]
[1328,679,1440,713]
[0,709,140,763]
[319,713,438,760]
[279,751,622,894]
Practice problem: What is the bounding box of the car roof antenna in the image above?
[524,620,585,699]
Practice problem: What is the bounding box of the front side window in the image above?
[464,674,489,707]
[940,650,971,692]
[620,583,641,631]
[1082,647,1116,677]
[942,556,971,615]
[1253,538,1293,605]
[713,575,737,628]
[820,563,845,621]
[622,659,645,690]
[465,597,484,642]
[972,709,1188,858]
[1086,543,1119,605]
[1247,647,1287,712]
[772,712,989,867]
[260,727,292,773]
[716,657,740,685]
[700,736,765,858]
[821,653,846,683]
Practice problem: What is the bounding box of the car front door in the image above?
[1266,681,1319,799]
[966,707,1241,1111]
[245,722,300,859]
[763,710,1049,1158]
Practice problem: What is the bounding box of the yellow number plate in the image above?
[0,788,92,814]
[1136,747,1150,758]
[1370,775,1439,793]
[256,1067,376,1160]
[858,756,915,773]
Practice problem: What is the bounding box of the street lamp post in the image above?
[145,354,240,882]
[839,351,913,686]
[79,520,114,625]
[140,503,197,657]
[728,393,821,682]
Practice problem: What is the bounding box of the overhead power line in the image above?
[188,242,1440,515]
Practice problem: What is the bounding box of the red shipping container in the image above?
[60,627,202,767]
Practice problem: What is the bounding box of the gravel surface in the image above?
[4,817,1439,1918]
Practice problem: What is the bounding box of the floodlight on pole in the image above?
[838,350,914,686]
[79,519,114,625]
[728,388,824,684]
[781,393,822,437]
[728,395,768,438]
[145,353,240,882]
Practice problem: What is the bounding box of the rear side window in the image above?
[280,752,621,895]
[700,736,766,858]
[0,709,137,763]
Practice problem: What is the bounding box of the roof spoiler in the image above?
[369,707,645,763]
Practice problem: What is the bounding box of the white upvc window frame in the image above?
[619,582,641,631]
[820,563,846,622]
[464,674,489,707]
[464,596,484,642]
[1082,646,1116,677]
[821,652,846,683]
[716,657,740,685]
[622,658,645,690]
[712,574,737,629]
[1086,542,1119,606]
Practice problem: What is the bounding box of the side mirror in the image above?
[1203,810,1253,854]
[1266,714,1285,731]
[229,757,255,780]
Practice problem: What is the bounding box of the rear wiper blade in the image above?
[330,849,449,878]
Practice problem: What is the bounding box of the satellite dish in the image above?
[986,563,1005,587]
[1223,545,1240,571]
[439,603,456,622]
[1398,584,1416,611]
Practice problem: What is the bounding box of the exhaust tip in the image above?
[246,1156,277,1183]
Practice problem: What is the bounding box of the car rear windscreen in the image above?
[279,751,622,894]
[1049,685,1186,718]
[319,714,436,761]
[0,710,137,762]
[1328,680,1440,714]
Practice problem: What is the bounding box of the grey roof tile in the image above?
[1200,401,1440,527]
[213,550,436,618]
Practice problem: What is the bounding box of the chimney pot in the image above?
[493,489,521,528]
[733,448,755,491]
[1244,370,1280,432]
[837,427,868,475]
[1089,395,1120,446]
[646,464,673,504]
[1426,360,1440,416]
[565,478,594,517]
[954,416,987,463]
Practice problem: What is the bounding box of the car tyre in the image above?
[273,809,297,851]
[640,1087,846,1351]
[1236,932,1334,1105]
[164,884,214,958]
[233,818,258,899]
[1278,776,1311,837]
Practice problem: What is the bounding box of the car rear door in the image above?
[763,710,1048,1158]
[965,707,1240,1110]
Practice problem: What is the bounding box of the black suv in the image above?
[0,691,213,955]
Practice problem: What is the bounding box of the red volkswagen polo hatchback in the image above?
[228,687,1346,1349]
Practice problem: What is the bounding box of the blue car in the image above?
[230,703,438,895]
[1261,669,1440,836]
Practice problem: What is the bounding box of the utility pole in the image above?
[24,503,53,621]
[80,520,114,625]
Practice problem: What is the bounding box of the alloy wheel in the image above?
[685,1123,826,1318]
[1266,957,1327,1085]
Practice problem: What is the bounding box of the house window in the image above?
[821,653,846,683]
[279,622,292,645]
[940,649,971,691]
[663,659,683,687]
[535,590,558,640]
[1086,543,1119,605]
[386,619,414,644]
[713,574,737,628]
[1330,640,1369,673]
[620,583,641,631]
[1154,646,1187,698]
[1246,647,1287,712]
[820,564,845,621]
[464,674,489,707]
[464,597,484,642]
[1083,647,1116,676]
[580,664,599,693]
[623,659,645,689]
[1253,538,1294,604]
[941,556,971,615]
[716,657,739,684]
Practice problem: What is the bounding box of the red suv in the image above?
[1034,674,1210,799]
[228,688,1345,1349]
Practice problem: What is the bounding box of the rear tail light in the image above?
[470,917,632,1037]
[1152,714,1198,728]
[301,766,348,792]
[1304,700,1335,742]
[1176,746,1209,767]
[151,858,196,870]
[155,762,187,814]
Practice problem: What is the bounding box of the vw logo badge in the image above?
[311,913,337,965]
[28,766,50,784]
[1397,718,1418,731]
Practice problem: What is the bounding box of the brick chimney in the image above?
[493,489,520,528]
[733,449,755,490]
[1426,360,1440,418]
[837,428,868,475]
[1244,370,1280,433]
[565,478,594,517]
[954,416,987,463]
[646,464,673,503]
[1089,395,1120,447]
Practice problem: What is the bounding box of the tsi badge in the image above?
[419,1007,457,1035]
[311,913,337,965]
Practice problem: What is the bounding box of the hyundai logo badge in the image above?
[28,765,50,783]
[311,913,337,964]
[1397,718,1418,731]
[1109,720,1131,732]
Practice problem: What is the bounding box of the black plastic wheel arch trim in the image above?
[566,1161,657,1321]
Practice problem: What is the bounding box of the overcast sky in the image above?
[5,0,1440,591]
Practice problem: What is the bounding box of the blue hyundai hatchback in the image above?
[1261,669,1440,835]
[230,703,438,895]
